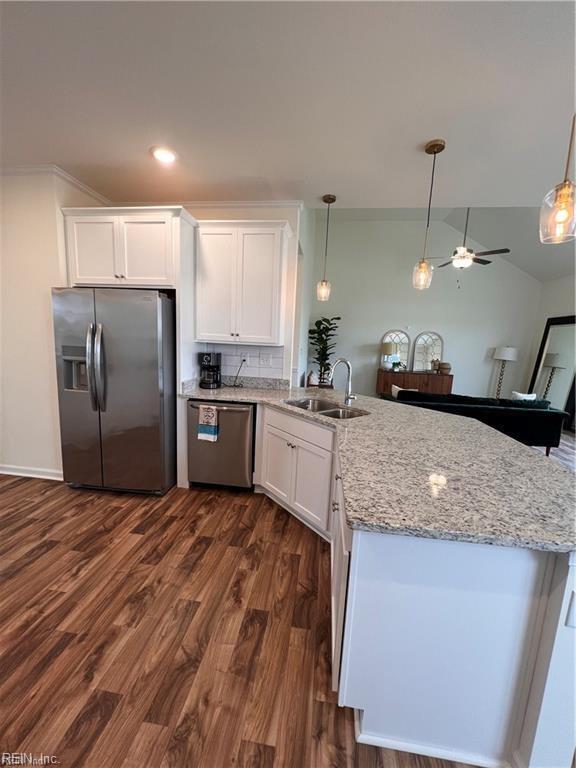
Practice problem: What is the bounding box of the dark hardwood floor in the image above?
[0,475,475,768]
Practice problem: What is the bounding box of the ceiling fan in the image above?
[438,208,510,269]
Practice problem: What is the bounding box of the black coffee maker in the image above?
[198,352,222,389]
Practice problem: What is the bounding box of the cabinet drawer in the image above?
[264,407,334,451]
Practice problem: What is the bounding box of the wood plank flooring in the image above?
[0,475,476,768]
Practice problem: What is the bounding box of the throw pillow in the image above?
[511,391,537,401]
[391,384,418,399]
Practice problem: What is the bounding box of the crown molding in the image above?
[1,164,111,205]
[180,200,305,211]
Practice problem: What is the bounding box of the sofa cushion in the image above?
[395,390,550,409]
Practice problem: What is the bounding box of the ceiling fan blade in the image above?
[437,261,453,268]
[472,258,492,265]
[475,248,510,257]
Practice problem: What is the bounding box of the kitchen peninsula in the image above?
[181,384,575,768]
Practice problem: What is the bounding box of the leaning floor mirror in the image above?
[529,314,575,431]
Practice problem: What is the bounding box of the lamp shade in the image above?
[493,346,518,362]
[381,342,396,356]
[543,352,559,368]
[543,352,566,369]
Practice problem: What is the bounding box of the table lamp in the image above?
[493,346,518,398]
[542,352,565,398]
[381,342,397,370]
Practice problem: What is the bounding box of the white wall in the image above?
[294,205,315,386]
[310,211,543,398]
[184,204,301,383]
[0,168,104,478]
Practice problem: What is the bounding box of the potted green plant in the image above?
[308,316,341,387]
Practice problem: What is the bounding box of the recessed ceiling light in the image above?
[151,146,177,164]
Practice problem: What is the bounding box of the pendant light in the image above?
[317,194,336,301]
[412,139,445,290]
[540,114,576,244]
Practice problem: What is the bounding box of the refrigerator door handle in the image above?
[94,322,106,412]
[85,322,98,412]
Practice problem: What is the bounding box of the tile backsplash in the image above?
[206,344,285,379]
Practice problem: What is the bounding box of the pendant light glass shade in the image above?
[540,114,576,244]
[318,194,336,302]
[316,279,331,301]
[539,181,575,244]
[412,259,433,290]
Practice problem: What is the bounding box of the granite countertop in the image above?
[181,383,576,553]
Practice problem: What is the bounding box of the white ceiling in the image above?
[1,1,574,209]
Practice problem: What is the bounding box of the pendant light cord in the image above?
[322,200,332,281]
[564,113,576,182]
[422,152,437,260]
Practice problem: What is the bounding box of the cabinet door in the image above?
[261,425,293,504]
[117,215,174,286]
[196,228,238,342]
[291,437,332,532]
[236,228,283,345]
[66,216,121,285]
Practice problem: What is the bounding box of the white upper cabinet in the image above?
[63,207,192,288]
[66,216,119,285]
[196,221,288,346]
[196,228,238,342]
[118,214,174,286]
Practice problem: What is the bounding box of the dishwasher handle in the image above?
[188,402,252,414]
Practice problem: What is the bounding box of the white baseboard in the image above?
[354,710,511,768]
[0,464,63,482]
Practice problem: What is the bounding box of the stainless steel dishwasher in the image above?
[187,400,255,488]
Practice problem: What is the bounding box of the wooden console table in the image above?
[377,369,453,397]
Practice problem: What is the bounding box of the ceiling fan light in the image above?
[452,246,474,269]
[412,259,433,290]
[316,279,331,301]
[540,181,576,244]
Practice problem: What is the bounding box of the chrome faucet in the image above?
[328,358,357,406]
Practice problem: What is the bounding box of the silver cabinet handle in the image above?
[94,323,106,412]
[85,323,97,411]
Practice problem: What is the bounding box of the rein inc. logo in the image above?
[1,755,59,766]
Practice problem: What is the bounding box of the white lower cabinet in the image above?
[260,409,333,535]
[262,425,293,504]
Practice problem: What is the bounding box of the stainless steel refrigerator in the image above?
[52,288,176,494]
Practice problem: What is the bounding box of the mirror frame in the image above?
[528,315,575,409]
[411,331,444,372]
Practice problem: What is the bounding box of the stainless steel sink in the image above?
[284,398,369,420]
[319,407,370,419]
[285,398,339,412]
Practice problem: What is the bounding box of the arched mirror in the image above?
[381,330,410,370]
[412,332,443,371]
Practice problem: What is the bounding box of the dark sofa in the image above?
[382,390,569,453]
